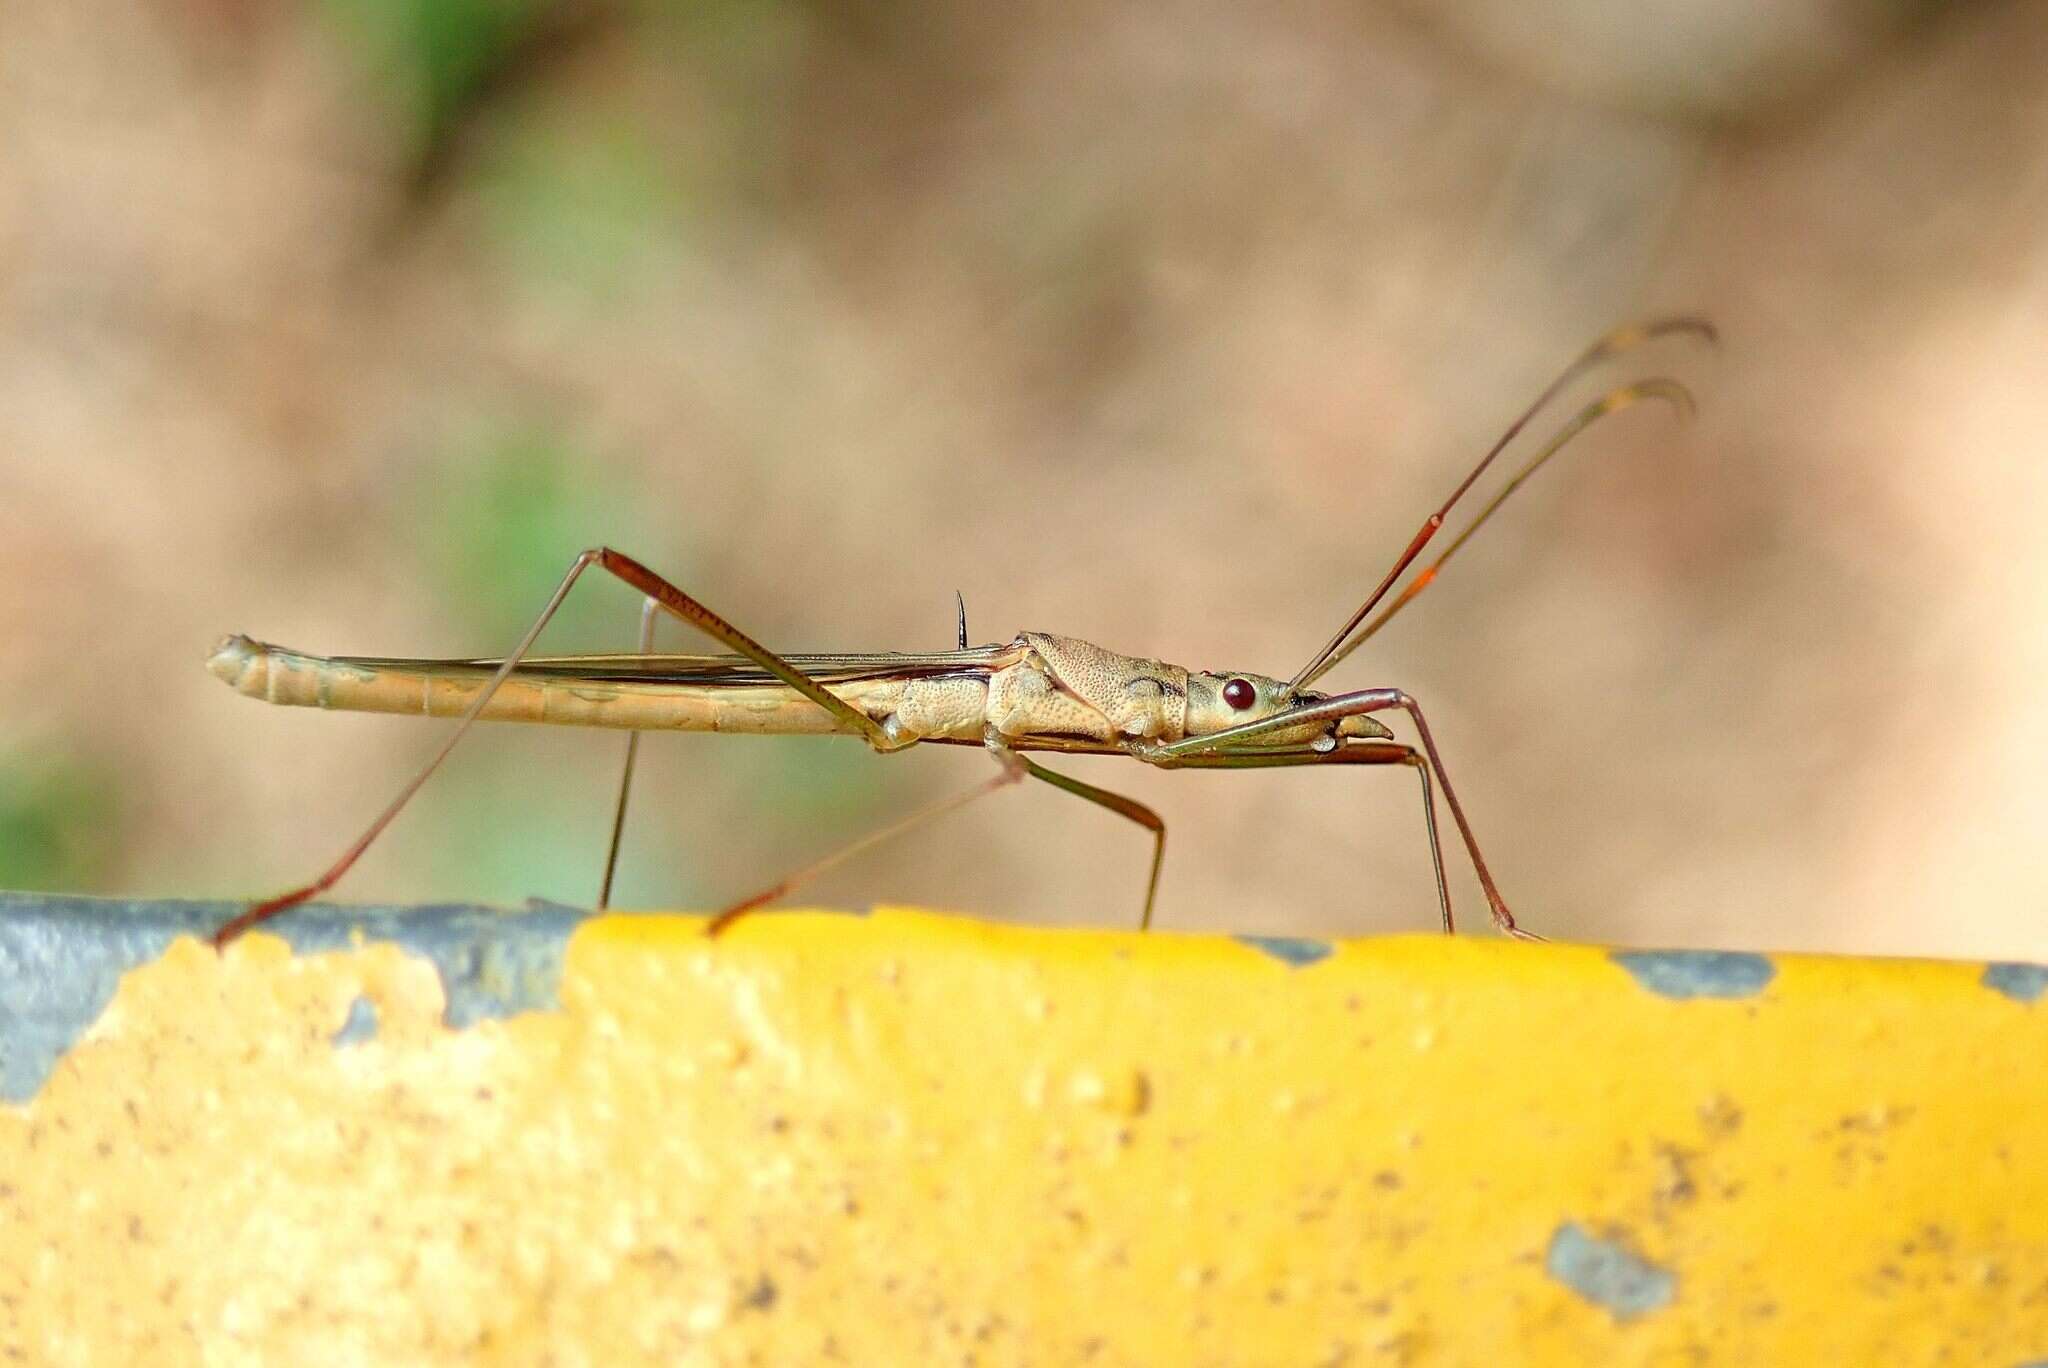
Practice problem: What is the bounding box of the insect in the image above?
[207,318,1711,947]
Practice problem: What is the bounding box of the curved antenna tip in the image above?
[1592,316,1719,362]
[1599,376,1697,424]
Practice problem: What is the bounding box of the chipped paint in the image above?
[1611,949,1775,999]
[1546,1222,1676,1319]
[4,902,2048,1362]
[332,994,379,1046]
[1236,935,1333,968]
[0,892,582,1098]
[1984,962,2048,1004]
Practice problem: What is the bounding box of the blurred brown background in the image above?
[3,0,2045,957]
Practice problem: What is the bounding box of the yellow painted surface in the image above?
[4,909,2047,1364]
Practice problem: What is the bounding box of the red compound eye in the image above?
[1222,678,1256,711]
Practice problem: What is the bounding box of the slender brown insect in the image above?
[207,318,1713,946]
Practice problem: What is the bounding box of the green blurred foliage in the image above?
[478,118,678,298]
[320,0,550,156]
[637,0,814,201]
[744,733,909,830]
[0,749,120,891]
[407,422,657,647]
[416,740,665,908]
[404,732,912,912]
[323,0,812,240]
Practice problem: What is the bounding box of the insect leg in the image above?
[705,742,1032,935]
[597,595,661,910]
[594,547,899,748]
[1146,689,1536,939]
[214,545,900,947]
[1325,744,1451,934]
[1404,745,1451,933]
[1375,693,1534,938]
[1167,741,1453,934]
[1012,755,1167,931]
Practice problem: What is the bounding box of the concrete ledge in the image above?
[2,893,2046,1362]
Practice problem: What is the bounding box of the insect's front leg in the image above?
[1370,691,1530,939]
[1156,741,1454,935]
[1138,690,1535,940]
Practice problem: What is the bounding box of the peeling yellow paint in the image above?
[3,911,2046,1364]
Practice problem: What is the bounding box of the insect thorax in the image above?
[986,633,1190,743]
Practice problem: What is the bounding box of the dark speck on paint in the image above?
[1611,950,1774,1000]
[1546,1222,1676,1319]
[1237,936,1333,969]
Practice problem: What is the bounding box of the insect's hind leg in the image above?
[214,545,903,947]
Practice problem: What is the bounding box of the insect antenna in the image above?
[1288,316,1716,691]
[1305,378,1695,683]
